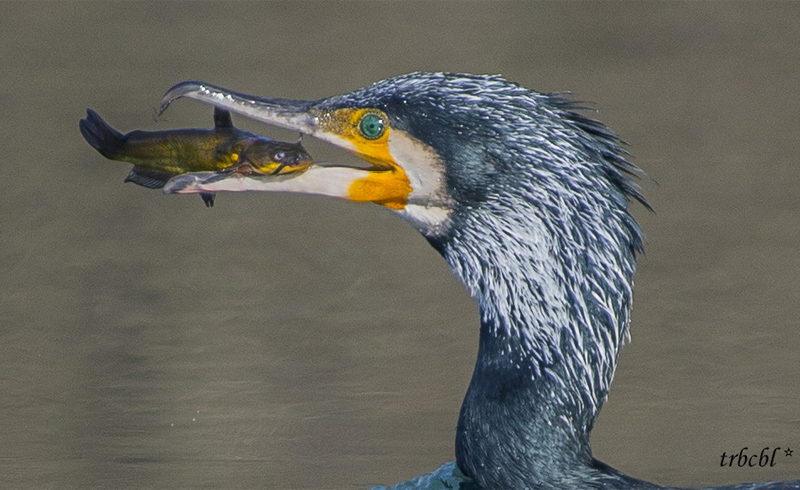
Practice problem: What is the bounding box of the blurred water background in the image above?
[1,2,798,489]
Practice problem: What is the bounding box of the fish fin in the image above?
[200,192,216,207]
[79,109,127,159]
[124,167,173,189]
[213,107,234,129]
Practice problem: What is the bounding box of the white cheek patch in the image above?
[387,130,453,236]
[388,130,448,204]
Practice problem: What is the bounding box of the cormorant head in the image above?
[162,72,646,252]
[161,73,651,488]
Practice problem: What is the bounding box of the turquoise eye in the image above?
[359,112,386,140]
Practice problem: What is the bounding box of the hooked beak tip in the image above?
[159,80,204,115]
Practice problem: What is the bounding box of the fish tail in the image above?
[79,109,127,159]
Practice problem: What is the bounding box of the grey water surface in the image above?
[1,2,798,489]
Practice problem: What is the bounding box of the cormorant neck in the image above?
[436,187,642,489]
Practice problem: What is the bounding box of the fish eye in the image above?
[274,151,286,161]
[358,112,386,140]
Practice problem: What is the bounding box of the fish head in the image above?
[221,138,313,176]
[240,138,314,176]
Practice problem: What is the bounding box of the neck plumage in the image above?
[440,184,643,489]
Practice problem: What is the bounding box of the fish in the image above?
[79,107,313,207]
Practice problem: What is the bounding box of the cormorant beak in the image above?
[160,81,414,210]
[160,81,318,134]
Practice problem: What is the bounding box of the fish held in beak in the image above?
[80,106,314,207]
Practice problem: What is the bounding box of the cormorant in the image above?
[159,73,798,490]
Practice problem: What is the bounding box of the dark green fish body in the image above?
[79,108,312,206]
